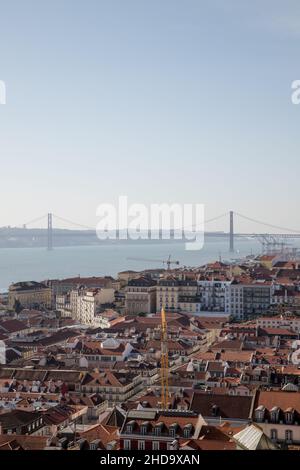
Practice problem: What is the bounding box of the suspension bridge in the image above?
[0,211,300,252]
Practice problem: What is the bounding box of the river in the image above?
[0,237,299,291]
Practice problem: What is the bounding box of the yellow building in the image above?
[8,281,52,309]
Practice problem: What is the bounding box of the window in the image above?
[285,430,293,442]
[270,429,277,441]
[255,407,265,423]
[183,426,192,438]
[138,441,145,450]
[124,440,131,450]
[270,407,279,424]
[141,425,147,435]
[270,412,278,423]
[152,441,160,450]
[211,405,218,417]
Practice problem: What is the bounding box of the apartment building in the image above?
[252,390,300,446]
[0,410,45,435]
[79,338,133,364]
[225,280,271,320]
[157,279,198,312]
[77,290,97,324]
[197,279,231,312]
[8,282,52,309]
[257,315,300,333]
[56,288,115,324]
[120,409,202,451]
[80,371,143,404]
[125,277,156,314]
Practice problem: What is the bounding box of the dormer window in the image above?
[169,423,178,438]
[141,422,148,435]
[90,439,100,450]
[270,406,280,424]
[183,424,193,439]
[126,420,135,434]
[154,422,163,436]
[255,405,265,423]
[285,409,294,424]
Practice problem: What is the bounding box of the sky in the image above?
[0,0,300,233]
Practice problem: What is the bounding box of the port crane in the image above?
[160,306,169,409]
[127,254,180,271]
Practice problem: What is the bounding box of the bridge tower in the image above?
[47,213,53,251]
[229,211,234,252]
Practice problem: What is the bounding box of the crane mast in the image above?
[127,254,179,271]
[160,307,169,409]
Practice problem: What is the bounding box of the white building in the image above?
[257,315,300,333]
[225,282,244,319]
[198,279,231,312]
[56,288,115,324]
[77,290,97,324]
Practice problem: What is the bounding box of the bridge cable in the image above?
[234,212,300,234]
[52,214,95,231]
[184,211,229,231]
[12,214,48,229]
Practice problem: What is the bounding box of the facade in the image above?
[80,371,143,404]
[93,310,121,329]
[79,338,133,364]
[120,409,202,450]
[198,280,230,312]
[125,277,156,315]
[157,279,198,312]
[56,289,96,324]
[56,287,115,323]
[225,282,244,319]
[225,281,271,320]
[0,410,44,435]
[77,290,97,324]
[252,390,300,446]
[257,315,300,333]
[8,282,52,309]
[243,284,271,317]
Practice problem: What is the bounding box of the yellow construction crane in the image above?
[160,306,169,409]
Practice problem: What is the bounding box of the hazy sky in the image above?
[0,0,300,233]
